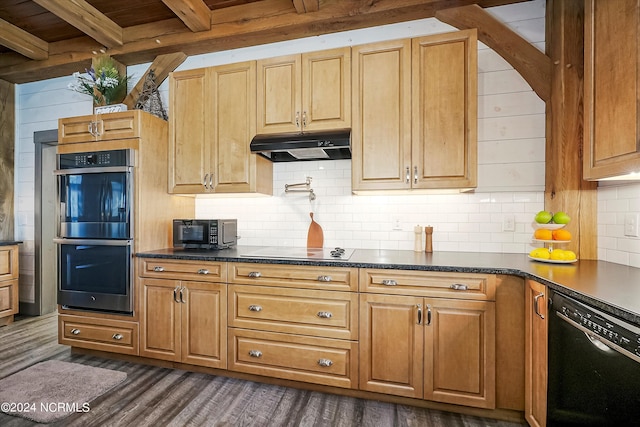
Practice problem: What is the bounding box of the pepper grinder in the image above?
[414,225,423,252]
[424,226,433,253]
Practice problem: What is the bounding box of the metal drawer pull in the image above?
[203,173,209,189]
[317,311,333,319]
[153,266,165,272]
[450,283,468,291]
[317,275,332,282]
[197,269,209,275]
[414,166,418,184]
[417,304,422,325]
[248,271,262,278]
[248,305,263,312]
[318,359,333,367]
[248,350,262,358]
[112,333,124,340]
[534,293,545,319]
[70,328,81,335]
[173,285,181,303]
[381,279,397,286]
[405,166,410,184]
[426,304,432,326]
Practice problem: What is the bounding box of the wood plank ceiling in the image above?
[0,0,528,84]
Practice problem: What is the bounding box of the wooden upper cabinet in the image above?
[351,39,413,191]
[169,62,272,195]
[352,30,477,191]
[168,68,210,193]
[257,47,351,134]
[584,0,640,179]
[59,111,141,144]
[412,30,477,189]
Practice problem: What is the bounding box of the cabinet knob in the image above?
[248,271,262,278]
[381,279,397,286]
[197,269,209,275]
[317,275,332,282]
[248,350,262,358]
[153,266,165,272]
[317,358,333,367]
[70,328,81,335]
[317,311,333,319]
[248,305,263,312]
[112,333,124,340]
[450,283,468,291]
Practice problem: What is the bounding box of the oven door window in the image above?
[59,171,131,239]
[59,243,130,295]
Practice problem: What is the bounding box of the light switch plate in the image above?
[503,215,515,232]
[624,213,639,237]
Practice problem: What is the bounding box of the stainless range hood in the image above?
[250,129,351,162]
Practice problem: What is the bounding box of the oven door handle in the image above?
[54,166,133,175]
[53,238,132,246]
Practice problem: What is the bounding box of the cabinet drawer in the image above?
[360,269,496,301]
[59,315,139,355]
[229,285,357,340]
[229,262,357,291]
[59,111,139,144]
[0,245,18,281]
[139,259,226,282]
[229,328,358,389]
[0,279,18,315]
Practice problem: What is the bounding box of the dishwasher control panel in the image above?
[555,293,640,358]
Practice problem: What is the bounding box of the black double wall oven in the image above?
[54,149,134,314]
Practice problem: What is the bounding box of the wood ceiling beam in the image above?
[162,0,211,32]
[33,0,123,48]
[292,0,320,13]
[436,3,551,102]
[0,18,49,60]
[122,52,188,108]
[0,0,529,84]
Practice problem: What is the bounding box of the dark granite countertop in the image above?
[0,241,22,246]
[136,246,640,326]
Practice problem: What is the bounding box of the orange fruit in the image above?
[534,229,553,240]
[552,229,572,241]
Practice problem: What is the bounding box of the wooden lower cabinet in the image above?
[525,280,547,427]
[359,293,496,409]
[140,278,227,368]
[58,314,139,355]
[0,245,19,326]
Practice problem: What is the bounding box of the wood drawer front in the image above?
[229,262,357,291]
[139,259,226,282]
[229,285,358,340]
[0,280,18,315]
[229,328,358,389]
[59,315,139,355]
[59,112,138,144]
[360,269,496,301]
[0,245,18,280]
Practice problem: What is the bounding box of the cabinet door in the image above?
[181,281,227,368]
[352,39,412,191]
[140,278,182,361]
[584,0,640,179]
[58,111,139,144]
[211,61,272,195]
[359,293,423,398]
[168,68,211,193]
[525,280,547,427]
[257,54,301,134]
[424,298,495,409]
[302,48,351,131]
[412,30,477,189]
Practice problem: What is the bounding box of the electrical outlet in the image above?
[392,217,402,231]
[624,213,640,237]
[503,215,515,232]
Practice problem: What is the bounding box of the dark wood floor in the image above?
[0,313,527,427]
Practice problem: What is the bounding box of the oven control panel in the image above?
[58,149,133,169]
[556,295,640,358]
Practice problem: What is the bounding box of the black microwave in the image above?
[173,219,237,249]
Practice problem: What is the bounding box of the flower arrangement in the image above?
[68,56,129,106]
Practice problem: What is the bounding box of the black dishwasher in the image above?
[548,290,640,426]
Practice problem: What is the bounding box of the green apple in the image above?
[552,211,571,224]
[534,210,553,224]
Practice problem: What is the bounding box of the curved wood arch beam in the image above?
[436,4,551,102]
[122,52,188,109]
